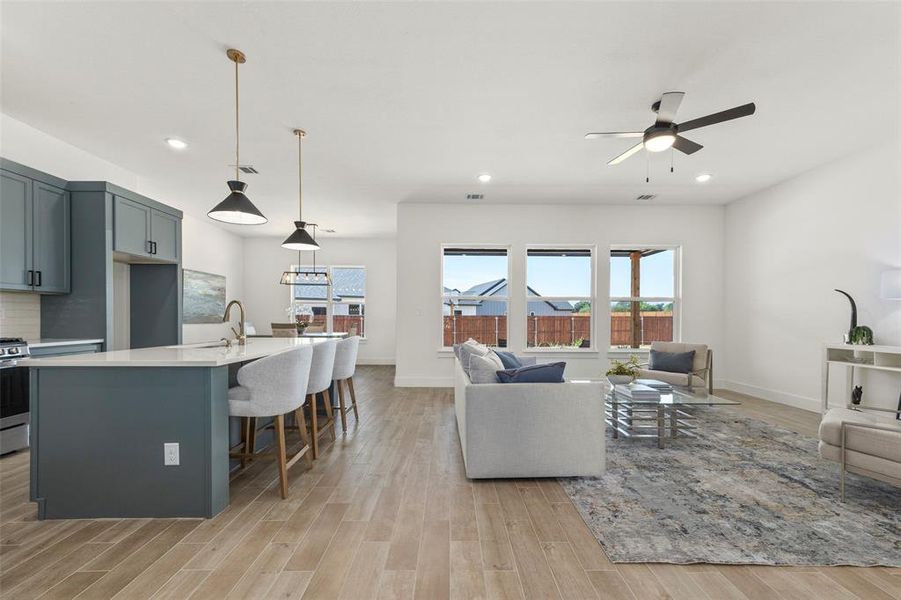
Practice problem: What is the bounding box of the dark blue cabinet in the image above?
[0,165,69,294]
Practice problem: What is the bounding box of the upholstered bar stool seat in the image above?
[305,340,338,458]
[228,345,314,499]
[332,336,361,433]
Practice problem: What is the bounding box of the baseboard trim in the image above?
[358,358,395,366]
[394,376,453,388]
[721,380,820,413]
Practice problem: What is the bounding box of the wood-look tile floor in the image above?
[1,366,899,599]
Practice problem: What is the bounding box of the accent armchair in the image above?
[635,341,713,393]
[818,405,901,500]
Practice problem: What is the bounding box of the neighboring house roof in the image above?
[443,278,573,312]
[294,267,365,301]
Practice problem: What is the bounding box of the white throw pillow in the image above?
[469,351,505,384]
[458,339,490,375]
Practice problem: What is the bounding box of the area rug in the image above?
[559,407,901,566]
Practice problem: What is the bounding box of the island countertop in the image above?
[23,337,328,368]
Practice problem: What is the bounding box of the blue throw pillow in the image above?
[493,350,522,370]
[496,362,566,383]
[649,349,695,374]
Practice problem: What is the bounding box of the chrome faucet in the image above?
[222,299,247,345]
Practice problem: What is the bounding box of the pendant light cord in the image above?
[235,58,240,182]
[298,132,303,221]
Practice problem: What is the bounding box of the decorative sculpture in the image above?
[834,289,875,345]
[851,385,863,406]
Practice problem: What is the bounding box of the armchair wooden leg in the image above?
[336,379,348,433]
[348,376,359,422]
[308,394,319,459]
[294,407,313,468]
[274,414,289,499]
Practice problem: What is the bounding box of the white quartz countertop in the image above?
[28,338,105,349]
[22,338,330,368]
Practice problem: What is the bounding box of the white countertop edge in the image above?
[22,337,332,368]
[28,338,105,349]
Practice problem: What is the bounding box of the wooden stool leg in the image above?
[294,407,313,467]
[322,389,337,441]
[336,379,348,433]
[308,394,319,459]
[240,417,250,468]
[274,414,289,499]
[247,417,257,462]
[348,376,359,422]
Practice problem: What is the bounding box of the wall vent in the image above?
[466,193,484,200]
[635,194,656,200]
[238,165,259,174]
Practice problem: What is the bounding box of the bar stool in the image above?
[306,340,338,458]
[228,345,313,499]
[332,336,361,433]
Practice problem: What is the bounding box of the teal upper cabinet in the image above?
[113,196,152,256]
[150,209,180,262]
[113,195,180,263]
[0,171,34,291]
[0,165,69,294]
[32,182,71,293]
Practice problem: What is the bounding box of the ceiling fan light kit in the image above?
[585,91,756,170]
[207,48,268,225]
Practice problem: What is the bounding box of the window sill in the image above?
[522,348,600,355]
[608,348,650,357]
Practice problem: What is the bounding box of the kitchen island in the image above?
[25,337,327,520]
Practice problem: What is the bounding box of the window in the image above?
[526,248,594,349]
[442,247,509,347]
[609,248,677,349]
[291,265,366,337]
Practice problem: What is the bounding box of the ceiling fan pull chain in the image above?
[670,149,674,173]
[646,153,650,183]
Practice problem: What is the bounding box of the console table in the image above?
[821,344,901,414]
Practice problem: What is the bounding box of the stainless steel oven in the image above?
[0,338,31,455]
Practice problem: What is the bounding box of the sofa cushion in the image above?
[493,350,522,370]
[457,339,490,375]
[649,349,695,374]
[819,408,901,463]
[497,362,566,383]
[469,352,506,383]
[635,368,693,387]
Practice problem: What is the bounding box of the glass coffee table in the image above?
[604,384,740,448]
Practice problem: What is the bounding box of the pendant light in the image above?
[281,223,331,286]
[281,129,320,251]
[207,48,267,225]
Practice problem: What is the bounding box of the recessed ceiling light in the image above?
[165,138,187,150]
[477,173,492,183]
[695,173,712,183]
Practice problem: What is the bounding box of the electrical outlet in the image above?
[163,442,180,466]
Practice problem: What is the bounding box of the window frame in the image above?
[439,244,511,350]
[522,244,597,353]
[288,264,367,338]
[608,245,681,352]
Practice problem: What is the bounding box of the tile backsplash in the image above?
[0,292,40,341]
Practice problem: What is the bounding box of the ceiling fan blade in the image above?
[607,142,644,165]
[655,91,685,124]
[678,102,756,133]
[673,135,703,155]
[585,132,643,139]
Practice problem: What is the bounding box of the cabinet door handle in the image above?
[35,271,42,287]
[26,270,34,286]
[152,241,157,255]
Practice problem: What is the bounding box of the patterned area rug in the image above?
[559,407,901,566]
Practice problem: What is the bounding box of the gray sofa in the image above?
[453,357,605,479]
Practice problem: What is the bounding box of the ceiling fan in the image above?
[585,92,756,165]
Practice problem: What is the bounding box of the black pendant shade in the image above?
[208,180,267,225]
[281,221,320,251]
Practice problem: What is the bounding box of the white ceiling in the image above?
[2,2,898,238]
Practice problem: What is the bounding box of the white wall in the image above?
[395,203,726,386]
[242,236,396,364]
[723,141,901,412]
[0,114,245,344]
